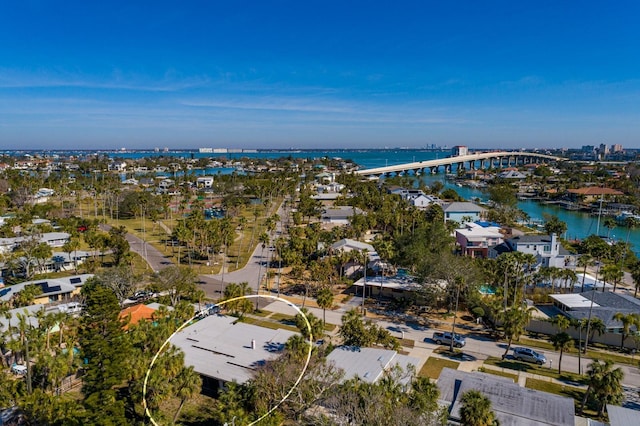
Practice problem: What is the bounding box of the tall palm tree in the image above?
[563,269,578,293]
[459,390,497,426]
[577,254,594,293]
[551,332,572,374]
[172,366,202,424]
[501,306,534,359]
[603,216,617,239]
[612,312,639,350]
[580,359,624,417]
[602,263,623,293]
[316,286,334,325]
[630,260,640,298]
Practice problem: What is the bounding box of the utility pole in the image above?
[583,260,601,354]
[450,277,462,352]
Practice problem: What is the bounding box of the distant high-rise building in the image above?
[581,145,595,152]
[611,144,623,153]
[599,143,609,155]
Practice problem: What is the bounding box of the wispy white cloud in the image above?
[0,68,211,92]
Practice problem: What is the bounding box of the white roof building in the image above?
[326,346,421,385]
[171,315,297,389]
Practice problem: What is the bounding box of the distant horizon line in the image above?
[0,146,608,153]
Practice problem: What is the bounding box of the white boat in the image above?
[616,211,640,225]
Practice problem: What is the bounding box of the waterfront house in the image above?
[489,233,570,268]
[497,169,528,179]
[442,202,486,223]
[567,186,623,204]
[455,222,503,258]
[108,161,127,172]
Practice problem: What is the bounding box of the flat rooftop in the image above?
[550,293,601,309]
[171,315,296,384]
[352,275,421,291]
[326,346,421,384]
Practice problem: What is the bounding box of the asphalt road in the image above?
[105,222,640,388]
[264,296,640,388]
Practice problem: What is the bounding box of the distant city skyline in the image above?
[1,1,640,150]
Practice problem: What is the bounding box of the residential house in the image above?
[0,232,71,254]
[196,176,214,188]
[329,239,381,270]
[171,315,296,392]
[455,222,504,258]
[108,161,127,172]
[550,291,640,335]
[352,274,420,300]
[321,206,365,225]
[119,304,157,330]
[442,202,486,223]
[489,234,570,268]
[0,274,94,305]
[497,169,528,179]
[326,346,421,384]
[437,368,575,426]
[567,187,624,204]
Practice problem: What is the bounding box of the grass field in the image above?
[484,356,584,383]
[525,377,599,419]
[478,367,519,382]
[418,357,460,380]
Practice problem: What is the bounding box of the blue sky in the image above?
[1,1,639,150]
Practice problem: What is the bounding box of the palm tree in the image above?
[459,390,497,426]
[603,216,617,239]
[580,359,624,417]
[550,314,570,332]
[630,260,640,298]
[501,306,534,359]
[316,286,334,325]
[586,317,606,349]
[601,263,623,292]
[234,215,247,269]
[551,332,572,374]
[577,254,593,293]
[172,366,202,424]
[562,269,578,293]
[612,312,639,350]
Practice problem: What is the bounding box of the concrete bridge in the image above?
[355,151,564,177]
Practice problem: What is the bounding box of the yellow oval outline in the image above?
[142,294,314,425]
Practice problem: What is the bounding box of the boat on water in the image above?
[616,211,640,225]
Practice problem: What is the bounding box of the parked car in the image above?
[11,364,27,375]
[432,331,466,348]
[513,347,546,365]
[131,290,152,301]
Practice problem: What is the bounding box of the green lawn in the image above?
[478,367,518,382]
[484,357,584,383]
[419,357,460,380]
[270,312,294,321]
[525,378,598,419]
[239,317,299,332]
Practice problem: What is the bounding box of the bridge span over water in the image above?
[355,151,564,177]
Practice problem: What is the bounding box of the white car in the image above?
[11,364,27,375]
